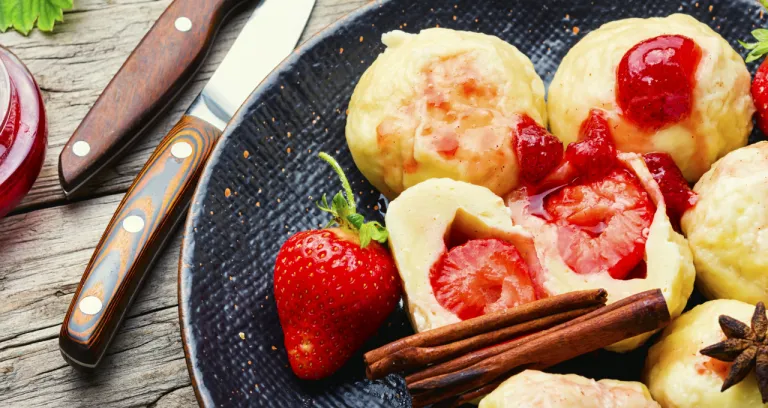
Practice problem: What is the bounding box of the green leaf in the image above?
[346,214,364,229]
[740,40,759,50]
[0,0,73,35]
[331,192,350,217]
[754,29,768,42]
[762,0,768,10]
[316,194,335,214]
[747,42,768,63]
[358,221,388,248]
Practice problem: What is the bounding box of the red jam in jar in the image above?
[0,47,47,218]
[616,35,702,130]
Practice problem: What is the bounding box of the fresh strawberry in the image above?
[273,153,401,380]
[513,115,564,184]
[753,59,768,136]
[564,109,617,178]
[429,238,537,320]
[643,152,697,228]
[544,168,655,280]
[740,24,768,135]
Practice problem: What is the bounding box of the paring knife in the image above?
[57,0,252,196]
[59,0,317,370]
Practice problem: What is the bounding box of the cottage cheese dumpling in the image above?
[386,178,542,331]
[548,14,754,182]
[480,370,659,408]
[644,300,768,407]
[682,142,768,304]
[346,28,547,198]
[507,153,696,351]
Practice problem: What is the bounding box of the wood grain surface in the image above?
[58,0,248,195]
[0,0,368,406]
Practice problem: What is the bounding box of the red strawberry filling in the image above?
[542,168,655,279]
[508,109,692,281]
[642,152,697,227]
[617,34,702,130]
[514,115,564,184]
[430,238,537,320]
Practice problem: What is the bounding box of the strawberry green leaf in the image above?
[747,42,768,62]
[358,221,388,248]
[346,214,364,229]
[0,0,73,35]
[740,40,759,50]
[754,29,768,42]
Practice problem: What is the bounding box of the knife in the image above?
[57,0,251,196]
[59,0,316,370]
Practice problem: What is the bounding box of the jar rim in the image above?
[0,55,9,133]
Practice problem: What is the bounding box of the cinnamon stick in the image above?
[405,289,659,384]
[407,289,669,405]
[367,305,600,380]
[364,289,606,367]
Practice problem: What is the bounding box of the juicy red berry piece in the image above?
[565,109,617,178]
[430,238,537,320]
[617,35,702,130]
[643,152,697,227]
[274,229,401,380]
[752,59,768,136]
[544,168,655,280]
[513,115,564,184]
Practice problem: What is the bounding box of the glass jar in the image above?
[0,46,47,218]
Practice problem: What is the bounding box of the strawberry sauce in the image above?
[643,152,697,227]
[617,35,702,130]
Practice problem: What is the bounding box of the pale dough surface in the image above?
[480,370,659,408]
[682,142,768,304]
[507,153,695,351]
[346,28,547,199]
[548,14,753,182]
[644,300,768,408]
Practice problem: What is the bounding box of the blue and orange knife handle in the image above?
[59,115,220,370]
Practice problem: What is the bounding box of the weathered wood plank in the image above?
[0,0,369,213]
[0,193,181,348]
[0,1,370,406]
[0,307,195,407]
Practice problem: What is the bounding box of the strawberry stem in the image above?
[316,152,388,249]
[318,152,357,213]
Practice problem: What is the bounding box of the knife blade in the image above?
[59,0,316,370]
[58,0,253,197]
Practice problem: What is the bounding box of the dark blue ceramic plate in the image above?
[179,0,762,406]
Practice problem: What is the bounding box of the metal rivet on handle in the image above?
[79,296,103,315]
[72,141,91,157]
[171,141,193,159]
[175,17,192,32]
[122,215,145,233]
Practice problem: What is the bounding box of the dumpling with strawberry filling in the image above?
[506,109,696,352]
[385,177,543,331]
[548,14,754,182]
[346,28,549,199]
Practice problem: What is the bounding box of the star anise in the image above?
[700,302,768,402]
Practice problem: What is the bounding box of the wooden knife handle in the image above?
[59,115,221,370]
[58,0,248,194]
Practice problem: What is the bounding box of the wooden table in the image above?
[0,1,367,405]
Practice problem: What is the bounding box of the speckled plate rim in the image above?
[177,1,390,406]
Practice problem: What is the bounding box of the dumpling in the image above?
[548,14,753,182]
[346,28,547,198]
